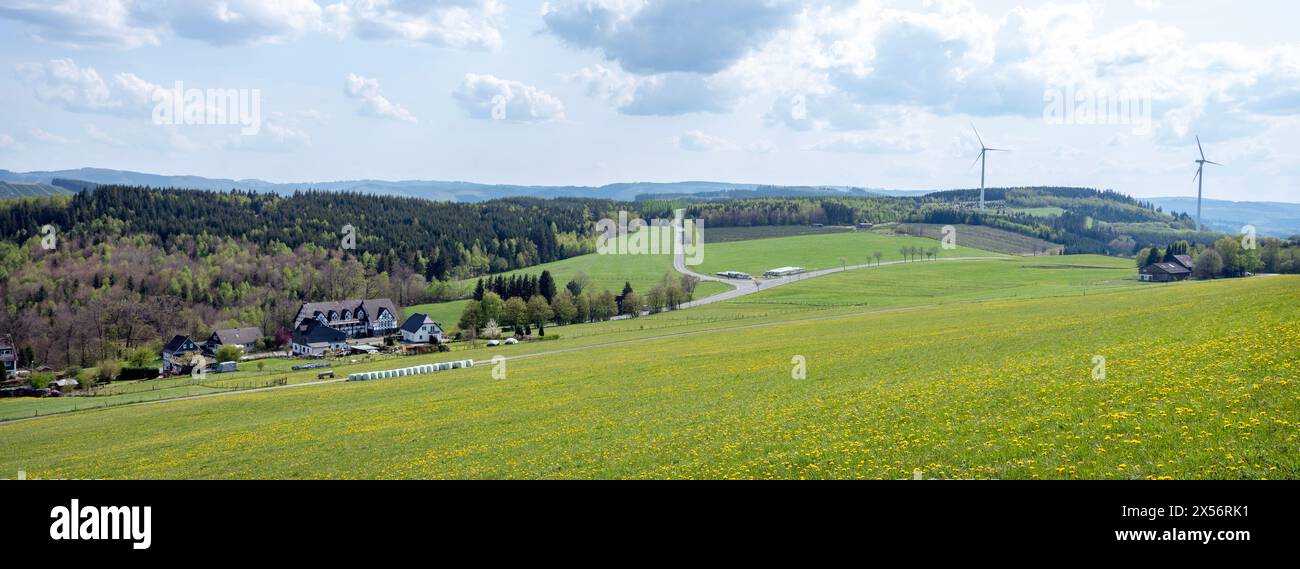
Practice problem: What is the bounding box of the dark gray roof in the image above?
[1145,262,1191,274]
[1172,254,1195,270]
[163,335,196,352]
[400,313,437,334]
[292,320,347,345]
[212,327,262,346]
[294,299,398,327]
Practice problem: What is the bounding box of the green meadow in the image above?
[1,275,1293,479]
[694,230,999,276]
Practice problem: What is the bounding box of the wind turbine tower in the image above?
[1193,136,1222,232]
[970,123,1009,210]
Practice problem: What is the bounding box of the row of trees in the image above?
[457,271,701,339]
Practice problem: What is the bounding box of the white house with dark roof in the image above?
[290,319,350,357]
[399,313,444,345]
[0,334,16,379]
[162,335,201,375]
[292,299,400,339]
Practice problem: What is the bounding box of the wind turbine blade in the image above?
[1196,136,1205,161]
[970,122,985,148]
[1193,167,1201,183]
[986,148,1010,152]
[969,151,984,170]
[1204,160,1223,166]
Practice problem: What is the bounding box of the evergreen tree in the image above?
[539,270,557,303]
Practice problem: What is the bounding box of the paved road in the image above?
[674,248,1005,309]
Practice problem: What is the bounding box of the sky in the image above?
[0,0,1297,202]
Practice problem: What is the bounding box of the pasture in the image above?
[2,268,1293,479]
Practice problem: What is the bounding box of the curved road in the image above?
[674,248,1005,309]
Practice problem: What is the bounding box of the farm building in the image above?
[399,313,445,345]
[204,327,262,355]
[1140,262,1192,282]
[0,335,15,379]
[292,299,400,339]
[161,335,201,375]
[291,320,350,357]
[764,266,806,278]
[1139,255,1194,282]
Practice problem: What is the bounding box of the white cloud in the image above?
[0,133,17,151]
[85,124,124,146]
[165,0,324,46]
[542,0,797,74]
[564,65,735,116]
[674,130,737,152]
[0,0,161,48]
[809,131,927,154]
[28,127,73,145]
[674,130,772,153]
[345,73,417,123]
[0,0,502,49]
[15,59,164,116]
[453,74,565,122]
[328,0,504,50]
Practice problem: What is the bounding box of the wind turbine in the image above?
[1193,136,1222,232]
[970,122,1009,210]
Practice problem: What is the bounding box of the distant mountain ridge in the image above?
[1147,197,1300,237]
[0,167,926,203]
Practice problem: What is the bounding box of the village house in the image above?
[1140,254,1195,282]
[291,319,349,357]
[399,313,445,345]
[161,335,202,375]
[204,327,262,355]
[1,334,16,379]
[292,299,400,339]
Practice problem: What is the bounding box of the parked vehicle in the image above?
[317,371,335,379]
[486,340,500,347]
[291,362,331,371]
[504,338,519,345]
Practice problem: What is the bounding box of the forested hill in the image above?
[0,186,608,281]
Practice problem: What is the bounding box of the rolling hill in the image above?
[0,168,926,202]
[1147,197,1300,237]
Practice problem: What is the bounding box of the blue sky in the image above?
[0,0,1297,202]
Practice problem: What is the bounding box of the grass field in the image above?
[0,255,1141,422]
[703,225,855,243]
[695,230,998,277]
[896,224,1062,256]
[2,266,1293,478]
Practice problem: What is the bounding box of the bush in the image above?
[95,359,123,383]
[126,347,155,368]
[214,345,244,363]
[29,372,53,389]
